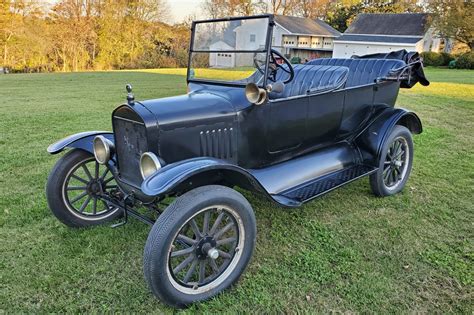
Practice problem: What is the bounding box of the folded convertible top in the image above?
[352,49,430,88]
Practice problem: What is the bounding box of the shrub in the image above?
[440,52,455,66]
[290,56,301,64]
[455,52,474,69]
[421,52,443,66]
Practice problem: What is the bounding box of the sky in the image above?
[169,0,206,23]
[45,0,206,23]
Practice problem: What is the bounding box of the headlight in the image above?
[140,152,162,179]
[93,135,114,164]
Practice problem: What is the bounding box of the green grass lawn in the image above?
[0,68,473,313]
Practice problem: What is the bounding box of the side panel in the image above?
[373,81,400,108]
[338,85,374,138]
[306,89,344,145]
[47,131,114,155]
[266,96,308,153]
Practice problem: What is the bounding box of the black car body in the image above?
[46,15,428,307]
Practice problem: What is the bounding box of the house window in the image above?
[250,34,256,43]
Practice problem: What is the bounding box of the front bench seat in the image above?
[270,64,349,99]
[305,58,406,88]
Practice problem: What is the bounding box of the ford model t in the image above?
[46,15,428,307]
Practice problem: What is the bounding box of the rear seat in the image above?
[271,64,349,99]
[305,58,406,88]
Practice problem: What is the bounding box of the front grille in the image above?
[113,116,148,186]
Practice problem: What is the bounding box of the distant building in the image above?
[270,15,341,61]
[333,13,441,58]
[208,15,341,68]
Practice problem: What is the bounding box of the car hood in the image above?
[139,90,237,130]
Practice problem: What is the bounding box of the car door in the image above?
[305,89,345,145]
[265,96,308,153]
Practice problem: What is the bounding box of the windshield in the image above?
[188,16,272,86]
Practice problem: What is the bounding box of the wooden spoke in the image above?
[67,186,87,191]
[171,246,195,258]
[209,211,225,235]
[173,255,194,274]
[92,198,97,215]
[79,195,92,213]
[199,260,206,284]
[189,219,202,238]
[214,222,234,239]
[202,211,210,234]
[183,259,198,283]
[216,237,236,246]
[177,234,197,245]
[70,191,88,203]
[71,174,88,184]
[82,164,93,180]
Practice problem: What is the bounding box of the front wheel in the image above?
[370,125,414,196]
[143,185,256,308]
[46,149,121,227]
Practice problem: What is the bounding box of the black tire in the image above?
[370,125,414,197]
[46,149,121,228]
[143,185,256,308]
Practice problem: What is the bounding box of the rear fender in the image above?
[141,157,269,199]
[355,108,422,165]
[47,131,114,155]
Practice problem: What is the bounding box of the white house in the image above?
[209,41,236,68]
[209,15,341,68]
[270,15,341,61]
[333,13,441,58]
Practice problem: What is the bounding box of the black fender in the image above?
[355,107,422,165]
[47,131,114,155]
[140,157,292,204]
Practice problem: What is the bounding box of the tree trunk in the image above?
[3,43,7,66]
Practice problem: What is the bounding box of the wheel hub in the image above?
[195,236,217,260]
[87,179,104,195]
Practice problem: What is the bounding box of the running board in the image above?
[273,165,377,206]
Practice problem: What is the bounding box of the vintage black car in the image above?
[46,15,428,307]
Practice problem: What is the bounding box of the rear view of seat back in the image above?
[271,64,348,99]
[305,58,406,88]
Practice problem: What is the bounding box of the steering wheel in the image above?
[253,49,294,84]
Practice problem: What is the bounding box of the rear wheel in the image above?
[143,185,256,308]
[370,125,414,196]
[46,149,121,227]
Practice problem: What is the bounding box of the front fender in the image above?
[47,131,114,154]
[141,157,263,196]
[355,108,422,165]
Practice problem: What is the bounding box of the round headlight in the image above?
[93,135,114,165]
[140,152,162,179]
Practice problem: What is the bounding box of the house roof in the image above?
[345,13,430,36]
[274,15,341,37]
[335,34,422,44]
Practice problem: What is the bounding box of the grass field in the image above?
[0,67,473,313]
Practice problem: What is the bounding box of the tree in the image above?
[326,2,363,32]
[429,0,473,50]
[201,0,264,18]
[298,0,332,19]
[266,0,299,15]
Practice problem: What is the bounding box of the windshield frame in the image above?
[187,14,274,88]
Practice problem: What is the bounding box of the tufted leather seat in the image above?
[271,64,349,99]
[305,58,406,88]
